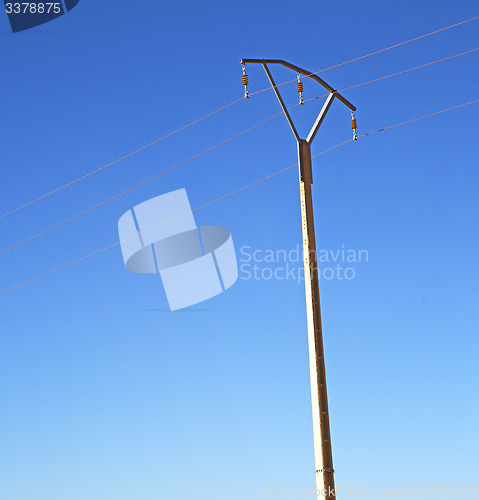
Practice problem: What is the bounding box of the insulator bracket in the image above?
[351,111,358,140]
[297,73,304,105]
[241,62,249,99]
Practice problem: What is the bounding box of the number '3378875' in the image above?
[5,2,62,14]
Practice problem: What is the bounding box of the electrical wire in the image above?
[0,97,244,221]
[2,44,478,256]
[357,99,479,137]
[339,47,479,94]
[306,47,479,102]
[0,109,287,256]
[248,15,479,96]
[1,15,477,221]
[1,98,477,296]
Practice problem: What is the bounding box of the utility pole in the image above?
[241,59,357,499]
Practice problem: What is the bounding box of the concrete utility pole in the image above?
[241,59,356,499]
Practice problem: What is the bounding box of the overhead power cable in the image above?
[0,110,286,256]
[1,14,477,221]
[248,15,479,96]
[1,45,478,256]
[337,47,479,94]
[0,97,244,221]
[306,47,479,103]
[1,98,477,296]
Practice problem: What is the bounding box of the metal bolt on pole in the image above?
[241,59,356,499]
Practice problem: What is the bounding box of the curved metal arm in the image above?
[241,58,356,112]
[242,58,356,145]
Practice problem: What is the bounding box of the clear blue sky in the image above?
[0,1,478,499]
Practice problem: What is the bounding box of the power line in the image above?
[248,15,479,96]
[2,45,478,256]
[357,99,479,137]
[339,47,479,93]
[0,97,244,221]
[1,14,477,221]
[307,47,479,102]
[0,110,286,256]
[1,98,477,296]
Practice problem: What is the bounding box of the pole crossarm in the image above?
[241,58,356,112]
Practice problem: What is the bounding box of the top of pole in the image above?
[241,58,356,112]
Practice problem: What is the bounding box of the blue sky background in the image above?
[0,1,478,499]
